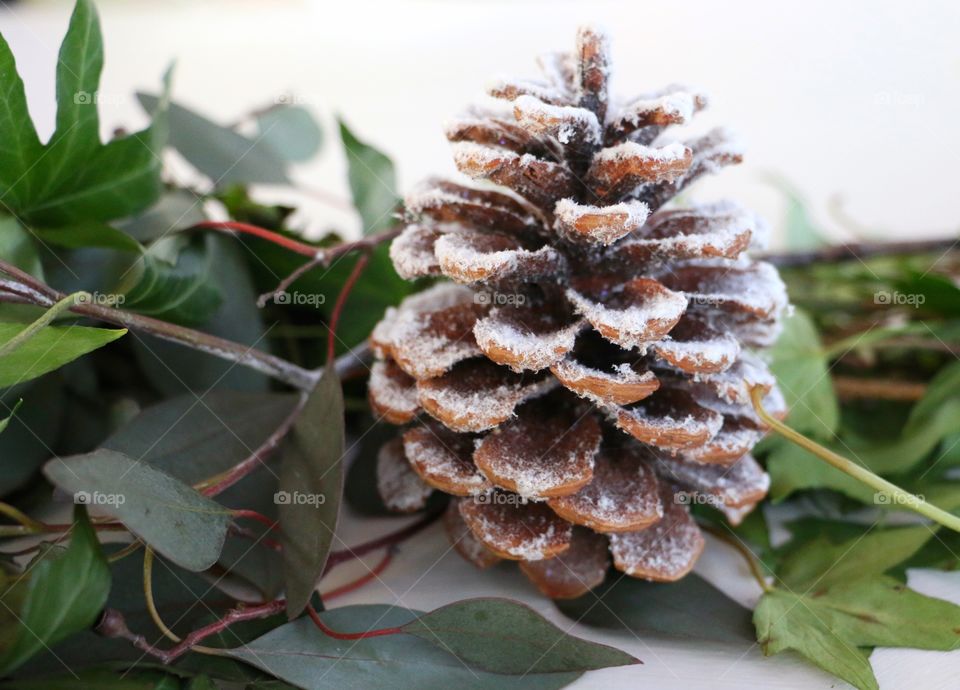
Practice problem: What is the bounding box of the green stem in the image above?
[751,386,960,534]
[0,291,90,358]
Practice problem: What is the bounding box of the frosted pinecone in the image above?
[368,26,788,598]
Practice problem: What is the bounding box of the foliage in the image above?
[0,3,956,690]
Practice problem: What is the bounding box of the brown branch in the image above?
[322,508,443,574]
[833,376,927,402]
[0,258,370,391]
[760,237,958,268]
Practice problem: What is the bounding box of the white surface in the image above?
[3,1,960,688]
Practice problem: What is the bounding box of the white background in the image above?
[2,1,960,688]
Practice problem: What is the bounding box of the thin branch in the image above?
[698,522,772,593]
[833,376,927,402]
[307,604,403,640]
[190,221,319,257]
[196,393,308,496]
[751,386,960,533]
[760,237,958,268]
[327,253,370,362]
[321,548,394,601]
[0,258,350,391]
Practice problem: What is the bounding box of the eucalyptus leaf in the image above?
[0,507,110,675]
[338,119,399,235]
[555,573,754,645]
[137,94,289,186]
[43,449,231,571]
[279,367,343,618]
[224,606,582,690]
[0,322,126,388]
[403,597,638,674]
[256,105,323,162]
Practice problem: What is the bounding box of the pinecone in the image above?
[368,26,789,598]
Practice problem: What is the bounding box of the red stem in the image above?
[326,252,370,362]
[307,604,403,640]
[98,599,286,664]
[199,394,307,497]
[231,509,280,532]
[321,548,394,601]
[191,221,319,258]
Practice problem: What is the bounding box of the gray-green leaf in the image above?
[43,448,230,571]
[338,119,399,235]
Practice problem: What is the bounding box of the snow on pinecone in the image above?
[368,26,788,598]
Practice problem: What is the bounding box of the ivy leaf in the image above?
[117,235,222,326]
[43,448,231,571]
[768,309,838,438]
[137,94,289,186]
[0,507,110,675]
[755,576,960,690]
[0,0,172,225]
[766,440,875,502]
[555,573,754,645]
[279,367,344,618]
[225,606,582,690]
[0,322,126,388]
[256,104,323,162]
[402,598,639,674]
[338,118,399,235]
[776,525,934,591]
[33,223,142,253]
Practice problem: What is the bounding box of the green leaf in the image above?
[7,2,172,225]
[0,27,45,210]
[33,223,142,253]
[0,507,110,675]
[776,525,934,590]
[225,606,582,690]
[43,448,230,571]
[117,235,222,326]
[755,588,877,690]
[0,217,43,280]
[130,236,270,394]
[403,598,638,674]
[256,105,323,162]
[769,309,838,438]
[137,94,289,186]
[119,189,205,242]
[338,119,399,235]
[766,440,876,503]
[103,390,298,597]
[0,668,186,690]
[756,576,960,690]
[0,322,126,388]
[279,367,343,618]
[555,573,754,645]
